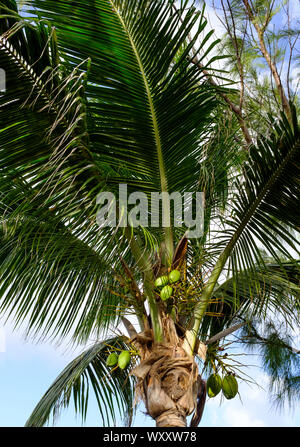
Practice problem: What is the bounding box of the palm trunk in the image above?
[155,410,187,427]
[131,317,205,427]
[132,345,197,427]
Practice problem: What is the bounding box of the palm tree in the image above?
[0,0,299,427]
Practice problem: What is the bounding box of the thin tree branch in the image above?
[172,3,252,146]
[242,0,291,117]
[245,323,300,354]
[286,0,299,101]
[222,0,246,111]
[205,322,246,345]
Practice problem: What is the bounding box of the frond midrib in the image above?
[225,138,300,256]
[109,0,174,257]
[185,133,300,354]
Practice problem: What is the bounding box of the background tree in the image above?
[0,0,299,427]
[192,0,299,144]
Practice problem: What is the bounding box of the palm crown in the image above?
[0,0,299,427]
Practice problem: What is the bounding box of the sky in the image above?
[0,0,299,429]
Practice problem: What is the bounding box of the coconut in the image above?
[168,269,181,284]
[160,285,173,301]
[206,373,222,397]
[154,275,169,288]
[222,375,238,399]
[118,350,131,370]
[106,352,118,367]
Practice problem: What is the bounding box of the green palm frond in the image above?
[25,337,136,427]
[200,260,300,340]
[0,0,121,229]
[0,2,138,342]
[20,0,224,253]
[0,218,120,343]
[187,107,300,351]
[0,0,58,76]
[0,0,230,344]
[0,166,140,343]
[0,20,99,217]
[219,109,300,299]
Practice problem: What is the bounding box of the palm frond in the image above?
[187,106,300,350]
[218,108,300,302]
[200,259,300,341]
[0,176,125,343]
[0,3,137,342]
[22,0,222,221]
[25,337,136,427]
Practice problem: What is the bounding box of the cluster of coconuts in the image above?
[106,350,131,370]
[206,372,238,400]
[154,269,181,301]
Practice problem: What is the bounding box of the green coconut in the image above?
[222,375,238,399]
[160,285,173,301]
[106,352,118,367]
[207,373,222,397]
[168,269,181,284]
[118,350,131,370]
[154,275,169,288]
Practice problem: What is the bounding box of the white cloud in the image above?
[223,407,266,427]
[0,320,84,365]
[291,0,300,20]
[0,326,5,352]
[290,66,300,92]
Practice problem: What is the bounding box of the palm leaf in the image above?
[25,337,136,427]
[200,259,300,340]
[21,0,223,252]
[0,3,136,342]
[186,107,300,351]
[0,0,230,343]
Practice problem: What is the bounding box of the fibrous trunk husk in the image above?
[131,316,206,427]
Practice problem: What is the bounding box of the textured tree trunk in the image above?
[131,316,206,427]
[156,410,187,427]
